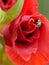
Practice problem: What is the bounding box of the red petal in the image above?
[38,15,49,55]
[5,45,49,65]
[27,53,45,65]
[12,40,38,61]
[21,0,38,15]
[33,28,40,39]
[5,45,25,65]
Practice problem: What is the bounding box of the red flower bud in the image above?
[0,0,16,11]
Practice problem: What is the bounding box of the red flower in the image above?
[0,0,16,11]
[2,14,49,65]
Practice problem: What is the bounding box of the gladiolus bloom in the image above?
[1,0,49,65]
[2,14,49,65]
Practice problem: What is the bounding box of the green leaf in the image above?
[0,44,4,64]
[0,34,5,47]
[2,53,15,65]
[0,8,6,30]
[47,63,49,65]
[1,0,24,24]
[0,34,15,65]
[0,8,6,23]
[0,34,4,64]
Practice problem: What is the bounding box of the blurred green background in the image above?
[38,0,49,20]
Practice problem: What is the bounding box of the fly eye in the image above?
[36,19,42,28]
